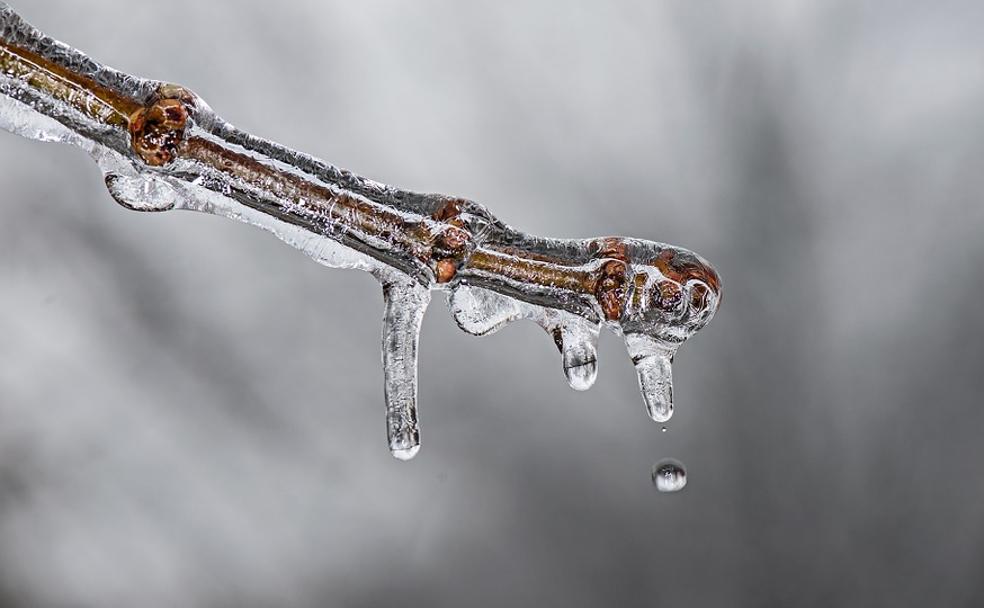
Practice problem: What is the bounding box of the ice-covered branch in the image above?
[0,3,721,459]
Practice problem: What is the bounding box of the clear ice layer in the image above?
[0,3,721,459]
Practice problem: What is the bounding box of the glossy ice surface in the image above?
[0,3,720,458]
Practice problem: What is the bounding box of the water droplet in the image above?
[0,4,724,461]
[651,459,687,493]
[660,426,667,433]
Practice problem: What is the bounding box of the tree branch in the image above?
[0,3,721,459]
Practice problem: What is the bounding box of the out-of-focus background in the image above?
[1,1,983,606]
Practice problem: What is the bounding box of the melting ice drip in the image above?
[0,4,721,460]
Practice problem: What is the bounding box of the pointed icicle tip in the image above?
[391,444,421,461]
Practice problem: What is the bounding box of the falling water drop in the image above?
[660,426,667,433]
[651,459,687,493]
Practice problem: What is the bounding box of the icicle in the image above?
[103,173,178,212]
[380,278,431,460]
[556,320,600,391]
[0,4,724,459]
[625,333,677,423]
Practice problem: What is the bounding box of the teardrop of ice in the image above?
[564,353,597,392]
[651,459,687,493]
[558,321,599,391]
[104,173,178,212]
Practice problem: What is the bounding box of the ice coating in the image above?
[0,4,722,459]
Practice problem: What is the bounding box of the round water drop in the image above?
[660,426,668,433]
[651,459,687,493]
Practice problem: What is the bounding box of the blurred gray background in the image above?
[2,0,983,606]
